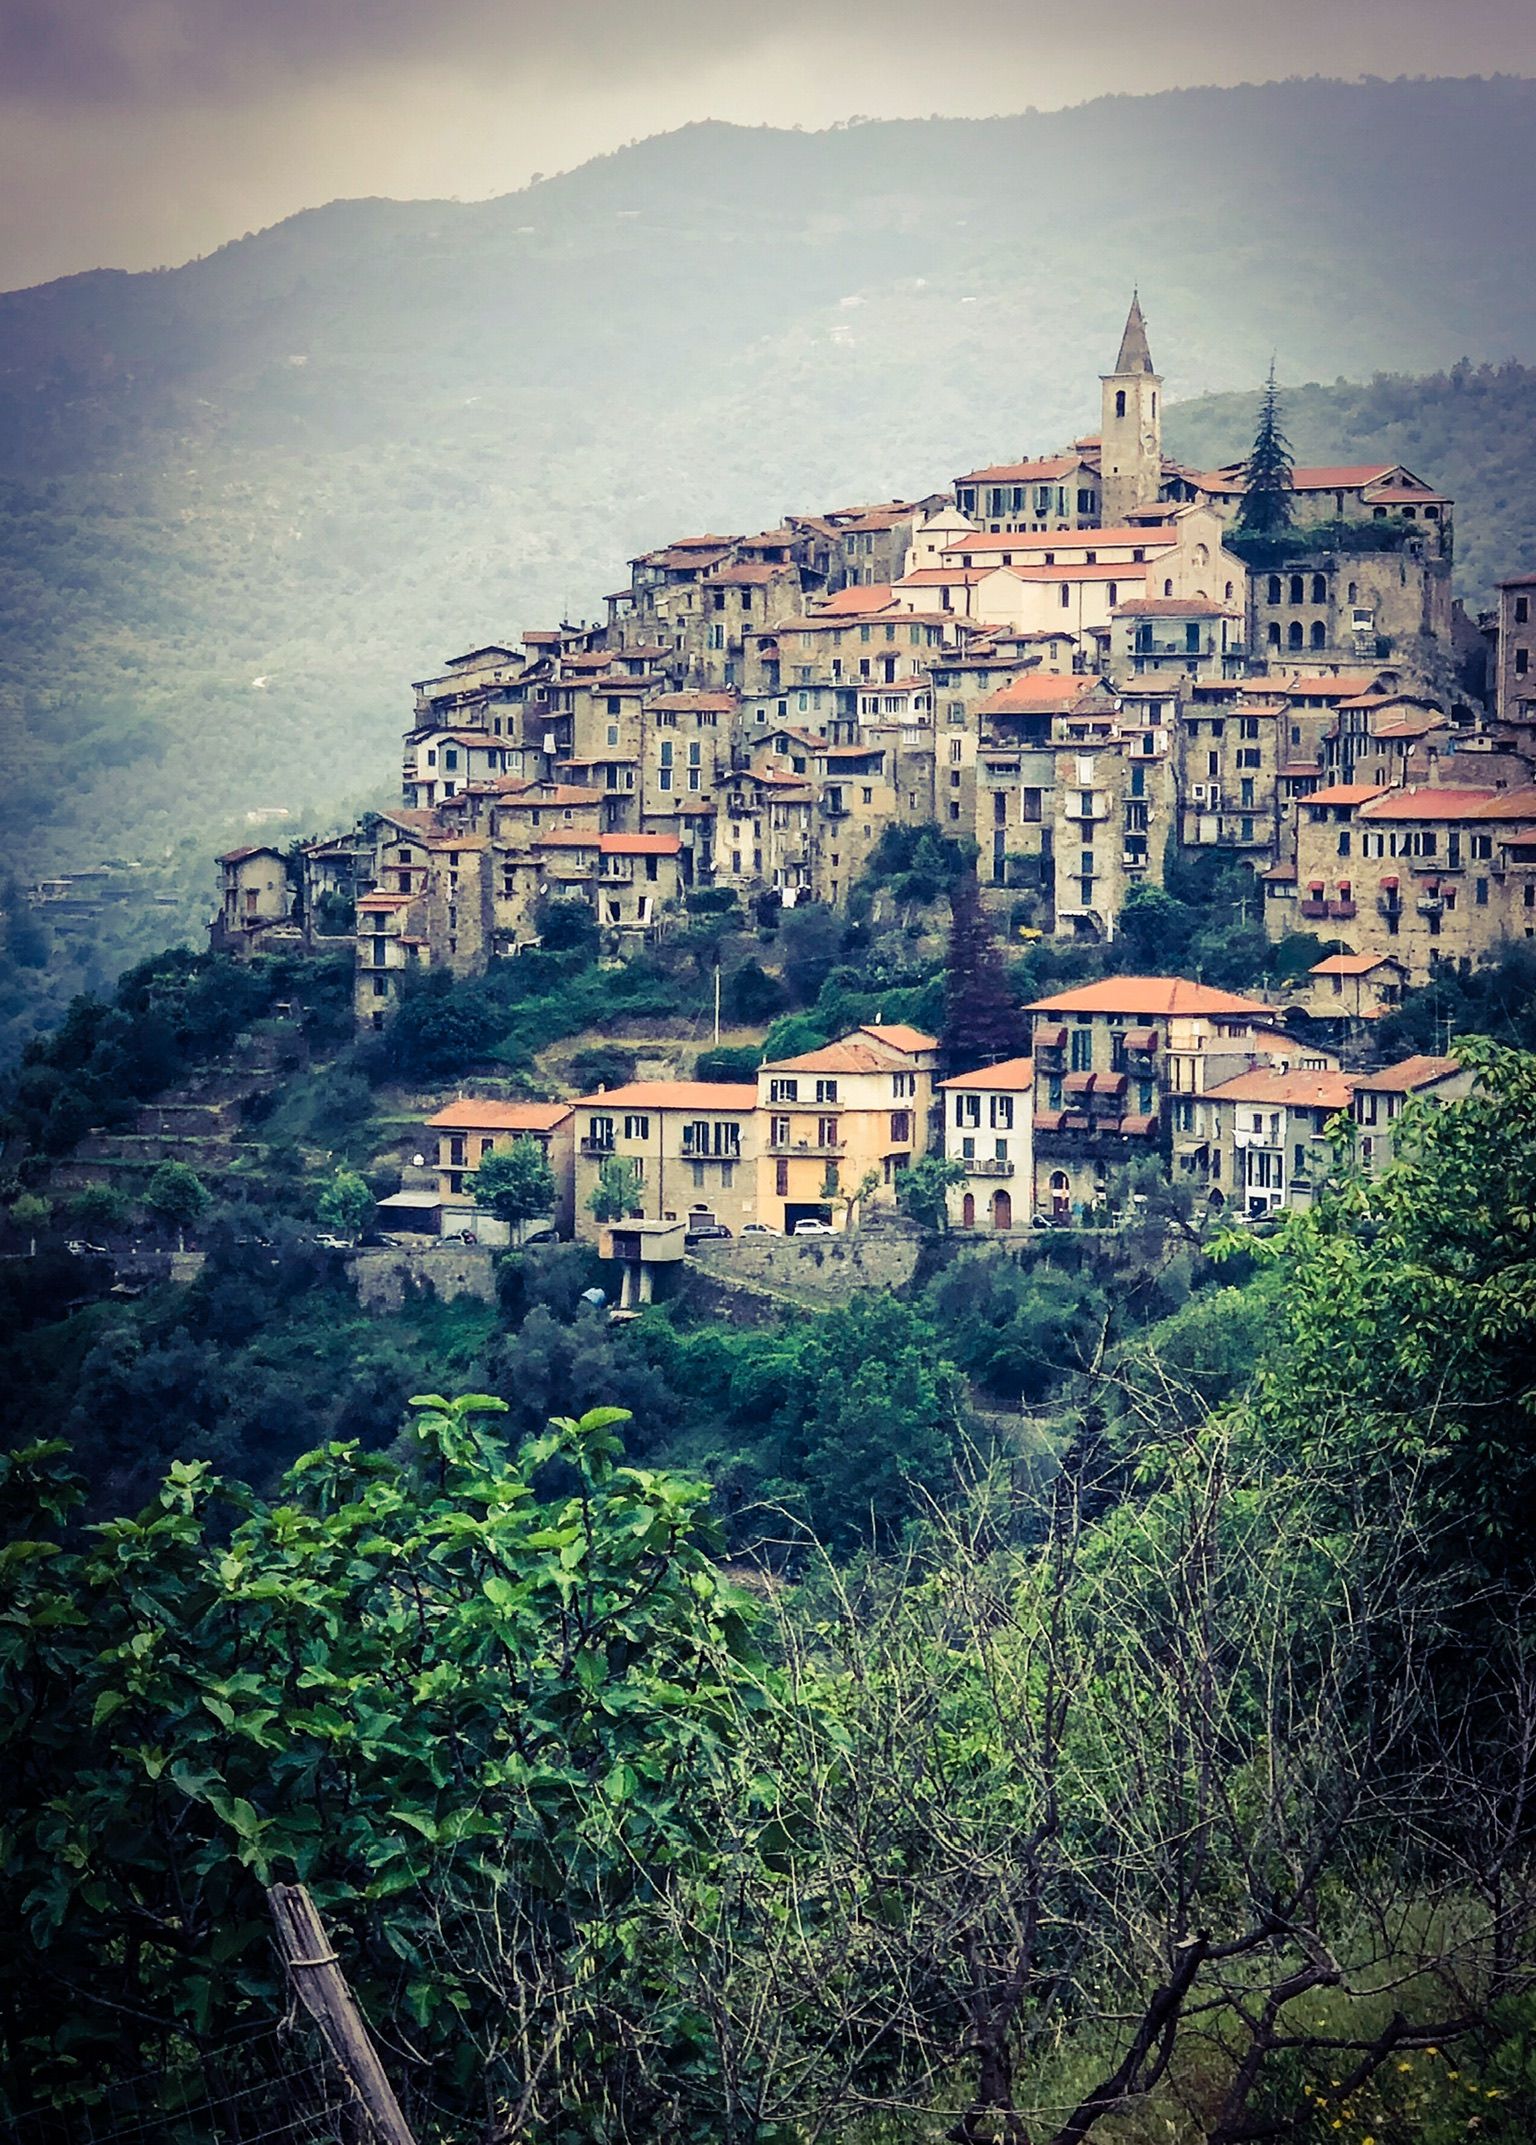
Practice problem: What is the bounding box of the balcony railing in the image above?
[579,1138,615,1157]
[963,1157,1014,1178]
[1328,898,1357,919]
[767,1137,845,1158]
[1299,898,1329,919]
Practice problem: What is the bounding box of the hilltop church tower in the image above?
[1099,292,1163,525]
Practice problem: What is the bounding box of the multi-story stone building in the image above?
[1349,1054,1472,1174]
[1492,569,1536,760]
[1199,1064,1360,1217]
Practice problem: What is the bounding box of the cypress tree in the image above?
[1238,361,1294,534]
[940,871,1029,1079]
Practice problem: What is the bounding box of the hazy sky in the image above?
[5,0,1535,291]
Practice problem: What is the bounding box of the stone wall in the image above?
[351,1241,499,1313]
[688,1218,924,1307]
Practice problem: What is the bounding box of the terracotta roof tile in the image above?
[939,1056,1035,1091]
[426,1100,573,1131]
[1027,977,1275,1019]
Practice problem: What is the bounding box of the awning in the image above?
[1380,874,1399,889]
[1061,1111,1090,1132]
[1063,1070,1095,1096]
[1123,1028,1158,1052]
[1033,1109,1065,1132]
[1033,1023,1068,1050]
[1120,1113,1157,1136]
[1095,1071,1129,1098]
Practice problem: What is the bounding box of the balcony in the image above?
[819,798,851,820]
[1416,894,1444,917]
[1299,898,1329,920]
[579,1138,615,1158]
[963,1157,1015,1178]
[1063,793,1111,822]
[767,1137,845,1158]
[1328,898,1357,920]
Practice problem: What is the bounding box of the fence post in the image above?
[266,1882,418,2145]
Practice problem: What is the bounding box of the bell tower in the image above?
[1099,291,1163,525]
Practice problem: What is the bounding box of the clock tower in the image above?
[1099,291,1163,525]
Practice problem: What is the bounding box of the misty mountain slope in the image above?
[3,77,1536,1053]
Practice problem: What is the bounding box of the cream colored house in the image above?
[755,1025,939,1233]
[571,1081,761,1243]
[938,1057,1034,1233]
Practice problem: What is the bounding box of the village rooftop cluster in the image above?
[210,298,1536,1243]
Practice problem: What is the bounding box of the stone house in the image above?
[1350,1054,1472,1174]
[1200,1065,1360,1218]
[211,846,293,956]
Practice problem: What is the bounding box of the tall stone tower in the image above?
[1099,292,1163,526]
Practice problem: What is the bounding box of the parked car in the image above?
[65,1240,110,1258]
[314,1234,353,1251]
[520,1227,559,1247]
[685,1221,733,1242]
[790,1218,836,1237]
[740,1222,782,1237]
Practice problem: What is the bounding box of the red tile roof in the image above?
[857,1023,938,1054]
[976,674,1100,714]
[761,1041,901,1075]
[1304,783,1390,806]
[426,1100,573,1132]
[1027,978,1275,1018]
[955,455,1086,484]
[1357,1054,1462,1093]
[939,1056,1035,1091]
[574,1081,758,1110]
[1308,953,1405,976]
[599,833,681,855]
[1204,1067,1358,1109]
[1358,786,1502,821]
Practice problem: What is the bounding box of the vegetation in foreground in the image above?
[2,1044,1533,2142]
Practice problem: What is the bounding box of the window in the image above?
[1518,649,1530,677]
[770,1114,789,1146]
[990,1094,1014,1130]
[1289,574,1304,605]
[775,1159,789,1197]
[1311,573,1328,604]
[1070,1027,1093,1072]
[1310,621,1327,649]
[814,1079,838,1104]
[890,1110,912,1143]
[1115,390,1127,418]
[955,1093,981,1128]
[769,1077,798,1103]
[816,1115,838,1147]
[1517,596,1530,624]
[622,1115,650,1141]
[588,1115,614,1151]
[1267,575,1282,604]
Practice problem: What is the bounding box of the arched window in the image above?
[1267,575,1282,603]
[1310,620,1327,649]
[1288,621,1304,650]
[1288,574,1304,605]
[1048,1171,1070,1221]
[1163,578,1174,598]
[1311,573,1327,603]
[961,1192,975,1230]
[1115,390,1127,419]
[1267,622,1281,647]
[1347,581,1358,603]
[1193,543,1209,567]
[1151,391,1158,417]
[1224,580,1235,601]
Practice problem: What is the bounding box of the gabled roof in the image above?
[1027,978,1275,1019]
[857,1023,938,1055]
[1304,783,1390,807]
[976,674,1101,715]
[939,526,1173,554]
[1203,1067,1358,1110]
[1308,953,1406,977]
[426,1100,573,1132]
[1358,786,1503,822]
[1356,1054,1462,1093]
[954,454,1088,485]
[939,1056,1035,1092]
[761,1041,902,1076]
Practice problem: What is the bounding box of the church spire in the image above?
[1113,290,1155,376]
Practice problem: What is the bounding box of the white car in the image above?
[740,1222,782,1237]
[790,1218,836,1237]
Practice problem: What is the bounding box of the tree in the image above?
[894,1153,967,1232]
[779,902,842,1006]
[67,1183,132,1236]
[722,958,786,1025]
[143,1160,210,1245]
[10,1192,50,1254]
[533,892,599,957]
[940,870,1030,1078]
[0,1402,803,2137]
[315,1166,374,1241]
[1237,359,1294,534]
[693,1044,762,1082]
[473,1137,556,1233]
[588,1155,644,1223]
[567,1044,637,1092]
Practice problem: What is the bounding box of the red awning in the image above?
[1123,1028,1158,1052]
[1061,1111,1090,1132]
[1096,1071,1129,1098]
[1034,1023,1068,1049]
[1063,1070,1095,1096]
[1120,1113,1157,1136]
[1380,874,1399,888]
[1033,1109,1065,1132]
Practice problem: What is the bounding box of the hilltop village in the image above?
[208,300,1536,1245]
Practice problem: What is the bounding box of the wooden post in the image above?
[267,1882,418,2145]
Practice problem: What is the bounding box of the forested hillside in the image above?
[4,75,1536,1054]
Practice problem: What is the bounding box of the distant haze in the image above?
[4,0,1536,289]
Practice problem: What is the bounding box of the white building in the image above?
[937,1056,1035,1233]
